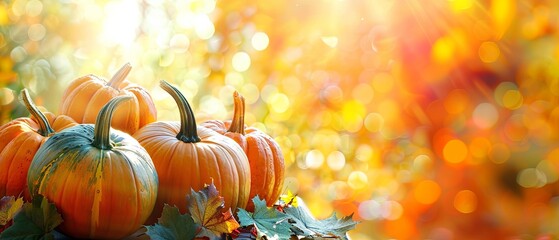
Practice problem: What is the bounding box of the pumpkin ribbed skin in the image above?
[0,89,76,200]
[27,96,158,239]
[59,63,157,135]
[133,81,250,223]
[203,91,285,210]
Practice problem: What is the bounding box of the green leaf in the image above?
[237,196,292,240]
[187,182,240,239]
[0,195,63,240]
[145,204,197,240]
[284,197,358,240]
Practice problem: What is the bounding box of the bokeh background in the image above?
[1,0,559,239]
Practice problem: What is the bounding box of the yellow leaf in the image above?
[0,196,24,225]
[280,190,298,207]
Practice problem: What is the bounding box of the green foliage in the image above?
[146,183,241,240]
[285,206,357,240]
[0,195,63,240]
[0,190,359,239]
[146,204,197,240]
[238,196,358,240]
[237,197,292,240]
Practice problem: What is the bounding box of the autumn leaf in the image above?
[284,197,358,240]
[0,196,23,226]
[278,190,298,207]
[187,182,240,239]
[145,204,197,240]
[0,196,23,233]
[237,196,292,240]
[0,194,63,240]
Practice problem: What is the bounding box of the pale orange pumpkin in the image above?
[0,89,76,200]
[59,63,156,135]
[202,91,285,210]
[133,81,250,223]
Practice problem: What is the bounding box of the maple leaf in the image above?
[278,190,298,208]
[187,182,240,239]
[0,194,63,240]
[237,196,292,240]
[0,196,23,226]
[283,197,358,240]
[145,204,197,240]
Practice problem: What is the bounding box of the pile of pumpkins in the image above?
[0,63,285,239]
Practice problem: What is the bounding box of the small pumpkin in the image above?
[0,89,76,200]
[203,91,285,211]
[59,63,157,135]
[133,80,250,223]
[27,96,158,239]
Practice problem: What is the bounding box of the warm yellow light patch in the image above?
[232,52,251,72]
[449,0,473,12]
[454,190,477,213]
[0,4,9,25]
[0,88,14,105]
[479,41,500,63]
[372,73,394,94]
[469,137,491,160]
[364,113,384,132]
[252,32,270,51]
[443,89,469,114]
[348,171,368,190]
[491,0,516,39]
[321,36,338,48]
[443,139,468,163]
[414,180,441,204]
[489,143,510,164]
[327,151,346,171]
[502,90,523,110]
[268,93,290,113]
[432,36,455,64]
[305,149,324,169]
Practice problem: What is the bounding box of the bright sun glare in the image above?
[101,0,142,46]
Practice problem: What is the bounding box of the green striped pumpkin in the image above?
[27,96,158,239]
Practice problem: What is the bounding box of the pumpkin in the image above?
[0,89,76,200]
[202,91,285,210]
[59,63,157,135]
[27,96,158,239]
[133,80,250,223]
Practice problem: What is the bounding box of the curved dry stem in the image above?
[160,80,201,143]
[20,89,54,137]
[107,63,132,89]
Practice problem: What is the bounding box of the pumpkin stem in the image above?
[227,91,245,135]
[92,96,132,149]
[107,63,132,89]
[20,89,54,137]
[160,80,201,143]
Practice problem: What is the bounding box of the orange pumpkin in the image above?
[133,81,250,223]
[202,91,285,210]
[0,89,76,200]
[28,96,158,239]
[59,63,157,135]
